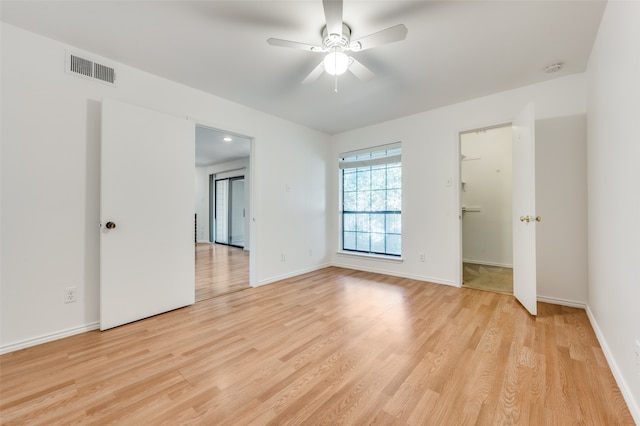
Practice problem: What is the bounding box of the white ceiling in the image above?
[195,126,251,167]
[1,0,606,135]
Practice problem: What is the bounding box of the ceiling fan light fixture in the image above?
[324,51,349,75]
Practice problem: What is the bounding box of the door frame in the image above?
[455,111,537,315]
[457,123,513,289]
[192,120,256,288]
[456,121,514,287]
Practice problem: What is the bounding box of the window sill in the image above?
[336,251,404,263]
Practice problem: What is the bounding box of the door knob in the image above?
[535,216,542,222]
[105,221,117,229]
[520,215,530,223]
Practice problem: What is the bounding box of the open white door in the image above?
[512,103,537,316]
[100,98,195,330]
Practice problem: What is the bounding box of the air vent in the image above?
[93,62,115,84]
[66,50,116,86]
[70,54,92,77]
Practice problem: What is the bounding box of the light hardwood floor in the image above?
[0,267,634,425]
[195,243,250,302]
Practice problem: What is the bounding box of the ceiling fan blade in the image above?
[267,38,323,52]
[323,0,343,37]
[302,61,325,85]
[348,57,375,82]
[351,24,408,51]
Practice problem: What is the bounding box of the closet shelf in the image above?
[461,206,481,213]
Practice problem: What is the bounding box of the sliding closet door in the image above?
[214,176,245,247]
[215,179,229,244]
[229,177,245,247]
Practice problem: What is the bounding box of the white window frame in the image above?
[338,142,402,258]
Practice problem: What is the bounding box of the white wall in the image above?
[0,23,330,352]
[461,126,513,267]
[535,115,587,306]
[330,73,587,289]
[586,1,640,421]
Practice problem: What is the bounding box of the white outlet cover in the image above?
[64,287,77,303]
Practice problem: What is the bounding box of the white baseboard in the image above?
[586,305,640,425]
[255,263,459,289]
[463,259,513,268]
[330,261,459,287]
[536,295,586,309]
[255,263,332,287]
[0,321,100,355]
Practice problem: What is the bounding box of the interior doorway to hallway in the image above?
[195,125,252,301]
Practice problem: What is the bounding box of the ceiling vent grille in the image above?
[66,50,116,86]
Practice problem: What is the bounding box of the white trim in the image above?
[536,295,586,309]
[339,141,401,158]
[339,154,401,169]
[0,322,100,355]
[585,305,640,425]
[336,251,403,263]
[255,263,331,287]
[463,259,513,268]
[330,262,459,287]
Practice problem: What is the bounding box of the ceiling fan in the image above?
[267,0,408,87]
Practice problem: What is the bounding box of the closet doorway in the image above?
[460,124,514,294]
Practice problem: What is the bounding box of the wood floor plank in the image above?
[0,266,635,425]
[195,243,249,301]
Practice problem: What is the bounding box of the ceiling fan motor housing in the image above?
[322,24,351,51]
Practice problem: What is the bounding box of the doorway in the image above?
[460,124,514,294]
[195,125,251,301]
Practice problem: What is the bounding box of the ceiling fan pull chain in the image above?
[334,74,338,93]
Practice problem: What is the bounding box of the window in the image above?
[340,143,401,256]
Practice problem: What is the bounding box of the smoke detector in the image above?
[544,62,564,74]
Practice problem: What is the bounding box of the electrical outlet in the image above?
[281,252,286,262]
[308,249,313,256]
[419,253,426,262]
[64,287,77,304]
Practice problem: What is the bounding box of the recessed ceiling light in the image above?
[544,62,564,74]
[223,137,233,142]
